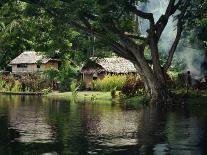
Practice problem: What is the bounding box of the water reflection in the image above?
[0,95,206,154]
[9,104,55,143]
[80,104,141,153]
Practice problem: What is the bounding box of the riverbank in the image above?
[47,91,149,105]
[0,91,44,96]
[47,91,113,102]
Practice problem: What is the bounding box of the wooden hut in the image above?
[81,57,137,89]
[10,51,59,74]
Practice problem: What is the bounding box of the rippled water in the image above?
[0,95,206,155]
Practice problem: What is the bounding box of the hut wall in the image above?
[83,74,93,89]
[98,72,106,80]
[12,64,40,73]
[12,61,58,74]
[42,61,59,70]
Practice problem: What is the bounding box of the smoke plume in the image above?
[138,0,205,78]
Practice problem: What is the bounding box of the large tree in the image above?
[10,0,190,103]
[186,0,207,48]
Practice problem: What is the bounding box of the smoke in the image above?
[138,0,205,78]
[177,47,205,77]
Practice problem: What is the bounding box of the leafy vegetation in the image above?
[0,74,21,92]
[44,60,78,91]
[92,74,127,91]
[0,73,53,92]
[70,80,79,103]
[121,75,144,97]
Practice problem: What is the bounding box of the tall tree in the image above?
[9,0,190,103]
[186,0,207,48]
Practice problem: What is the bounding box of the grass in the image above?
[174,88,207,97]
[47,91,113,102]
[47,89,207,105]
[47,91,150,106]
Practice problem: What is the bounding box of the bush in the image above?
[0,74,15,91]
[20,73,52,92]
[121,75,144,97]
[111,87,117,99]
[44,61,78,91]
[0,75,6,90]
[0,73,53,92]
[93,74,127,91]
[70,80,79,103]
[59,64,77,91]
[42,87,52,94]
[44,68,59,81]
[11,80,21,92]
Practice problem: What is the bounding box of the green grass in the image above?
[122,95,150,107]
[47,91,150,106]
[47,89,207,105]
[174,88,207,97]
[47,91,113,102]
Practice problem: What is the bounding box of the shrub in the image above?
[0,76,6,90]
[59,64,77,91]
[44,68,59,81]
[20,73,52,92]
[11,80,21,92]
[42,87,52,95]
[44,62,78,91]
[0,74,16,91]
[121,75,144,97]
[93,74,127,91]
[70,80,79,103]
[111,87,117,99]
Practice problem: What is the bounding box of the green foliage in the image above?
[0,76,6,90]
[93,74,127,91]
[70,80,79,103]
[42,87,52,95]
[58,61,77,91]
[186,0,207,49]
[44,68,59,81]
[10,80,21,92]
[0,74,22,92]
[0,0,117,70]
[44,59,78,91]
[110,87,117,99]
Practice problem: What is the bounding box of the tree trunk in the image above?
[134,61,169,105]
[148,78,169,104]
[143,73,169,104]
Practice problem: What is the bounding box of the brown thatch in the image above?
[10,51,56,65]
[81,57,137,74]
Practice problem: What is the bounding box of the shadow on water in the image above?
[0,95,207,154]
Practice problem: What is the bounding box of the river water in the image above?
[0,95,206,155]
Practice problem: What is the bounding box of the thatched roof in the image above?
[81,57,137,74]
[10,51,56,65]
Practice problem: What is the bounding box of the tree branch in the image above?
[163,0,189,71]
[129,5,154,21]
[155,0,183,40]
[163,21,183,71]
[124,33,146,41]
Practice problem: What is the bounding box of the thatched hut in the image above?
[10,51,59,74]
[81,57,137,89]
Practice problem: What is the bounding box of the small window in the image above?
[93,73,98,80]
[37,64,41,68]
[93,77,98,80]
[17,64,27,68]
